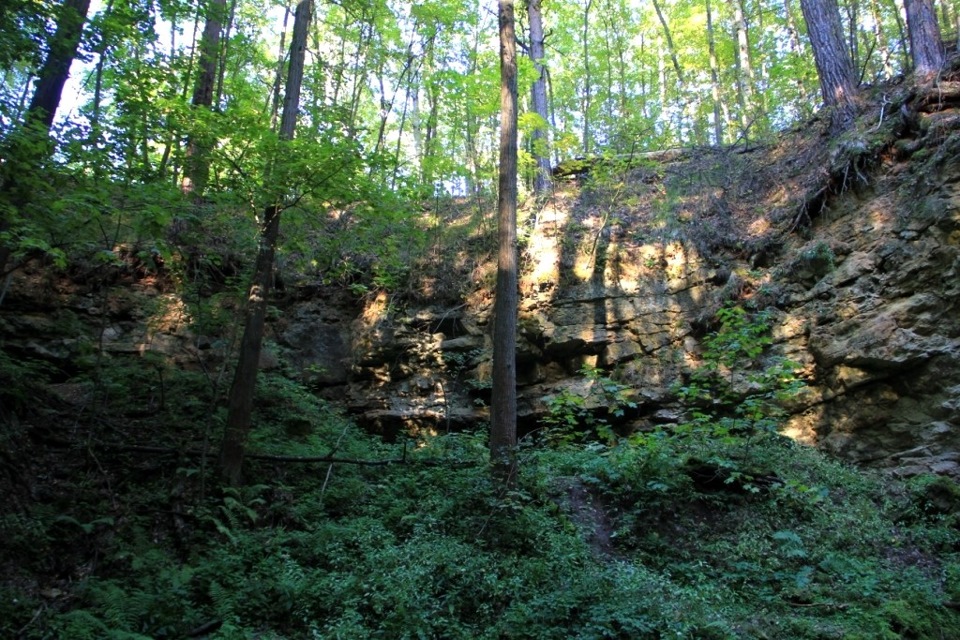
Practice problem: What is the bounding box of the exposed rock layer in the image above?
[3,77,960,476]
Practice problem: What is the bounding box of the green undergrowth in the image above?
[2,357,959,639]
[3,302,959,638]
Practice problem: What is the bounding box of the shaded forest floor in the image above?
[3,360,960,639]
[3,66,960,639]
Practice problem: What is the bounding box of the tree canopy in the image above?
[2,0,951,202]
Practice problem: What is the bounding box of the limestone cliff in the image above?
[3,73,959,476]
[285,76,960,475]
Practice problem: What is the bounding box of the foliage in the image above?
[0,0,956,637]
[541,364,636,445]
[676,304,805,445]
[1,351,958,639]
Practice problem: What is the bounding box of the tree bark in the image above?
[652,0,685,86]
[889,0,911,70]
[214,0,238,108]
[0,0,91,279]
[25,0,91,132]
[491,0,518,482]
[582,0,593,155]
[904,0,944,76]
[220,0,312,486]
[800,0,860,131]
[731,0,756,133]
[182,0,227,197]
[527,0,551,196]
[706,0,724,144]
[868,0,895,77]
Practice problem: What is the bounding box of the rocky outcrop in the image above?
[314,83,960,474]
[3,78,959,476]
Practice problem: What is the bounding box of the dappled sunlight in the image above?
[748,216,772,236]
[521,201,569,290]
[868,196,896,230]
[782,402,825,445]
[361,290,392,324]
[137,293,192,358]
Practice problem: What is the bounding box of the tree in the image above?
[706,0,725,144]
[220,0,312,486]
[182,0,228,197]
[491,0,518,481]
[0,0,91,279]
[800,0,859,131]
[527,0,551,196]
[731,0,757,134]
[581,0,593,155]
[24,0,92,133]
[904,0,944,76]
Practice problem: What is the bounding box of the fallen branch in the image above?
[98,443,405,466]
[73,441,480,468]
[552,148,687,177]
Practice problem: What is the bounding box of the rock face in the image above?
[298,85,960,475]
[323,154,960,473]
[2,80,959,476]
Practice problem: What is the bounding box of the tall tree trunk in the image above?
[25,0,92,132]
[784,0,814,113]
[731,0,756,133]
[182,0,227,197]
[890,0,911,69]
[869,0,895,76]
[423,35,440,186]
[845,0,861,73]
[706,0,724,144]
[657,35,667,118]
[905,0,945,75]
[582,0,593,155]
[491,0,518,481]
[528,0,551,196]
[1,0,91,279]
[90,0,115,178]
[652,0,685,85]
[214,0,238,108]
[346,11,373,136]
[652,0,685,139]
[267,6,291,131]
[800,0,860,131]
[220,0,312,487]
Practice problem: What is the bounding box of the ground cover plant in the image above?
[2,305,959,640]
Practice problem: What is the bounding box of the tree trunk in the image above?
[267,6,291,131]
[800,0,860,131]
[706,0,724,144]
[491,0,518,482]
[90,0,114,143]
[869,0,895,76]
[582,0,593,156]
[527,0,551,196]
[889,0,911,69]
[182,0,227,197]
[731,0,755,133]
[784,0,815,114]
[214,0,238,108]
[0,0,91,279]
[25,0,91,132]
[845,0,861,74]
[220,0,312,487]
[905,0,945,76]
[652,0,685,85]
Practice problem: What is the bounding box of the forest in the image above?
[2,0,960,637]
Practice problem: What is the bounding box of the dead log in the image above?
[552,148,688,177]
